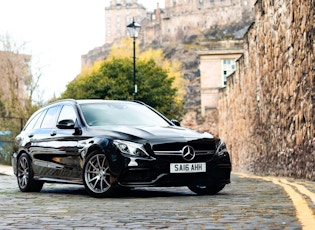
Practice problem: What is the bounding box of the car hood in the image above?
[88,125,214,143]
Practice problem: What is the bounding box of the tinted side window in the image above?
[58,105,77,123]
[24,111,43,132]
[33,110,47,129]
[41,106,62,129]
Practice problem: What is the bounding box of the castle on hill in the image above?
[82,0,255,67]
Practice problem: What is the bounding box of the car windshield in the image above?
[79,101,171,127]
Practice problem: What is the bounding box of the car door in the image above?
[28,105,62,178]
[18,109,46,177]
[44,104,82,181]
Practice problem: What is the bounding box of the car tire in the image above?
[188,184,225,195]
[17,153,44,192]
[83,151,117,198]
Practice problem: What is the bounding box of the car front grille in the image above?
[154,149,214,156]
[152,141,216,162]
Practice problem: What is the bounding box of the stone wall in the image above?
[181,108,219,137]
[218,0,315,180]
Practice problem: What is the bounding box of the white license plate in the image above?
[170,163,206,173]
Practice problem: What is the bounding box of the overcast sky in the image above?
[0,0,164,102]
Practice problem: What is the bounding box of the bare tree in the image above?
[0,33,44,164]
[0,33,43,118]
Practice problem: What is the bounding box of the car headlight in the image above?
[113,140,150,158]
[215,140,228,156]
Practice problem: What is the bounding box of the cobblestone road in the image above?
[0,171,314,229]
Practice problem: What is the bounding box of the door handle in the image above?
[28,134,34,138]
[50,131,57,136]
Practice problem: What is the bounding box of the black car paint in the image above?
[12,99,231,196]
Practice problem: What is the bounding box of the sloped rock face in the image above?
[219,0,314,180]
[167,46,201,110]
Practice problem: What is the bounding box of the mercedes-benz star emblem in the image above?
[181,145,195,161]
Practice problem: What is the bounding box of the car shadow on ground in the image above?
[40,184,229,198]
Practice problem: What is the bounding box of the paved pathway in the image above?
[0,164,314,229]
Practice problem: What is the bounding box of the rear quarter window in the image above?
[23,111,44,132]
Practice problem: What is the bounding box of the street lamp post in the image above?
[126,17,141,100]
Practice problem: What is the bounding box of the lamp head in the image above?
[127,17,141,38]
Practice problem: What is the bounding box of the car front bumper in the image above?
[114,152,231,187]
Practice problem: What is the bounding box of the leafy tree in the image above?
[62,57,184,119]
[62,38,186,119]
[108,38,187,103]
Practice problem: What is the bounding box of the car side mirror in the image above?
[57,119,75,129]
[171,119,181,126]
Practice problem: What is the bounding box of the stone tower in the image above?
[105,0,147,44]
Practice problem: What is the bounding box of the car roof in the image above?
[47,99,137,106]
[76,99,135,105]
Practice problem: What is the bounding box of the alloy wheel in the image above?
[17,155,30,190]
[84,153,111,194]
[16,153,43,192]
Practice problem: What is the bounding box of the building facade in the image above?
[103,0,255,45]
[105,0,147,44]
[0,51,31,113]
[161,0,254,42]
[198,42,243,116]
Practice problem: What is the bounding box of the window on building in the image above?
[222,59,236,86]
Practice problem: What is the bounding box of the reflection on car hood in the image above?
[90,125,213,142]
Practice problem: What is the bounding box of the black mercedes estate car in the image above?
[12,99,231,197]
